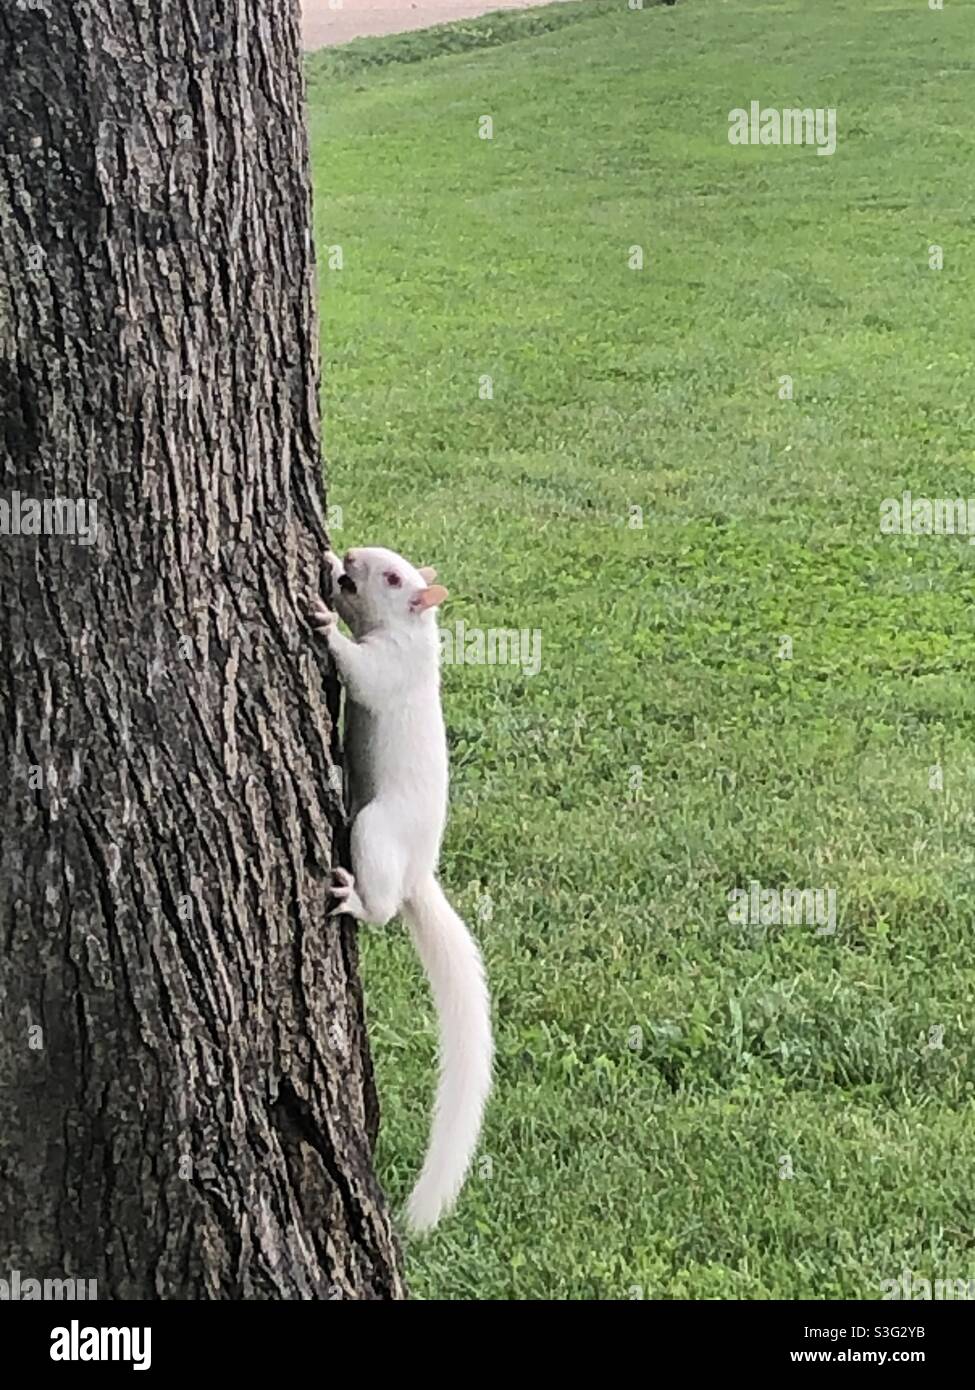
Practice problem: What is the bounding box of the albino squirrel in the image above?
[305,547,493,1233]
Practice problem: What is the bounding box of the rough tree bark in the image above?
[0,0,404,1298]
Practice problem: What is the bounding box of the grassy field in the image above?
[305,0,975,1299]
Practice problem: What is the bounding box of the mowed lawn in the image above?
[305,0,975,1299]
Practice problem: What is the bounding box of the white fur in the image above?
[307,547,493,1233]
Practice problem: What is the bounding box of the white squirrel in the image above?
[305,547,493,1233]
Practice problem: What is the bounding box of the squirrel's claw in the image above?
[305,593,337,632]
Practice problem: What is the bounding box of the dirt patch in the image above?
[302,0,571,51]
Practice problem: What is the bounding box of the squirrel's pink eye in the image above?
[384,571,402,588]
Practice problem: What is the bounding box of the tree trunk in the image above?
[0,0,404,1299]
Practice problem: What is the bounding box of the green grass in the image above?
[306,0,975,1299]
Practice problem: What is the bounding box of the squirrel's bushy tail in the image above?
[400,875,493,1234]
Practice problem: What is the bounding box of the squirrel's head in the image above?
[334,547,447,636]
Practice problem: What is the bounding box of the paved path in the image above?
[302,0,570,51]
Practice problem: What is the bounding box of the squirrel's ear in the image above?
[418,566,438,583]
[411,584,448,612]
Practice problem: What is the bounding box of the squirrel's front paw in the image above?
[305,593,337,635]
